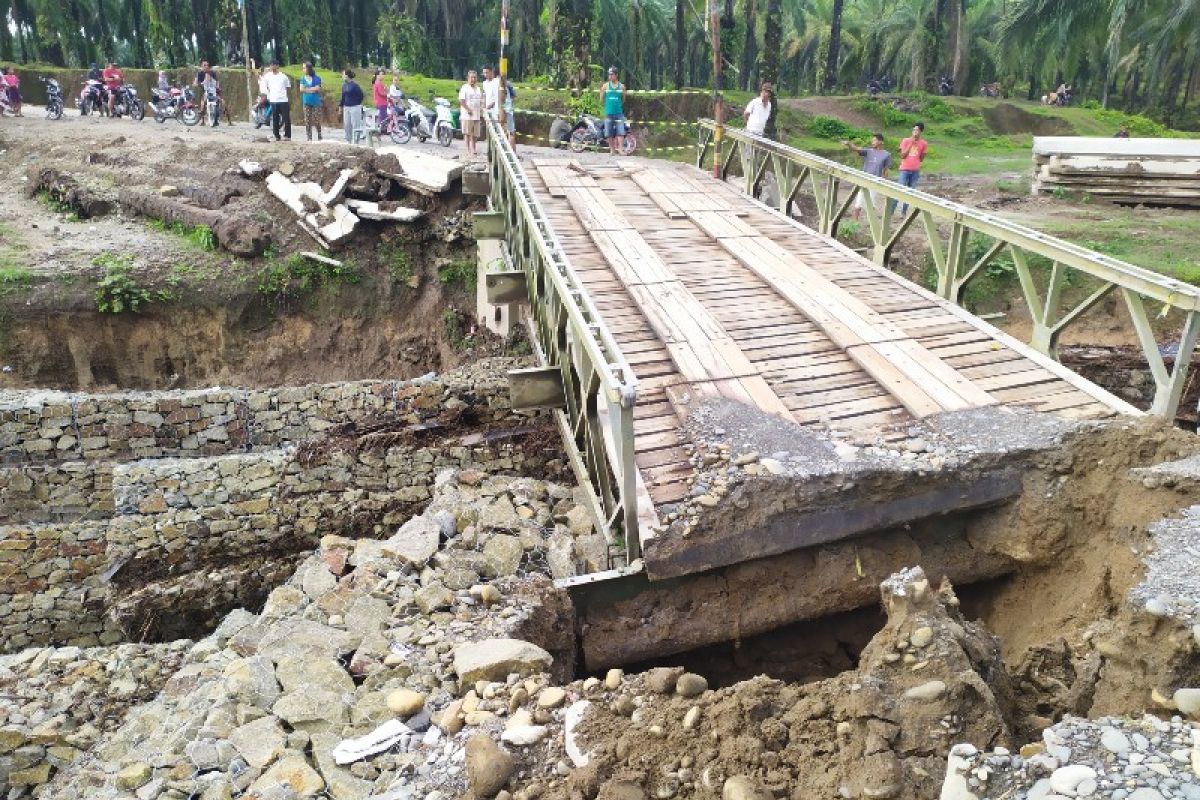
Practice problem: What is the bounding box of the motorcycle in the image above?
[203,84,221,127]
[404,96,454,147]
[108,83,144,120]
[151,86,199,126]
[78,79,107,116]
[41,77,64,120]
[568,114,637,155]
[938,77,955,96]
[866,79,882,98]
[979,82,1001,98]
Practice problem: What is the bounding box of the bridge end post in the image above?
[473,210,520,338]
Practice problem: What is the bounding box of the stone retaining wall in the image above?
[0,358,520,464]
[0,463,113,524]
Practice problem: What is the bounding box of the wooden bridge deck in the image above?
[525,157,1131,508]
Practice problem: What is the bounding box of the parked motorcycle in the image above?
[979,82,1001,98]
[203,84,221,126]
[78,79,107,116]
[403,96,454,147]
[568,114,637,155]
[151,86,199,126]
[938,76,955,96]
[41,76,64,120]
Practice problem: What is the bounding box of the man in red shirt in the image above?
[897,122,928,215]
[102,61,124,118]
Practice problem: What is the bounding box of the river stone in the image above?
[676,673,709,698]
[604,669,624,690]
[1174,688,1200,717]
[229,716,286,769]
[1100,726,1131,753]
[384,515,441,567]
[415,584,454,614]
[903,680,947,702]
[465,734,515,797]
[723,775,771,800]
[252,752,325,796]
[386,688,426,717]
[453,639,553,685]
[1128,790,1167,800]
[501,725,548,746]
[645,667,684,694]
[482,534,524,577]
[909,626,934,648]
[538,687,567,708]
[1049,765,1098,796]
[272,689,348,729]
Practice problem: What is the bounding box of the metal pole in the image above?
[241,0,253,123]
[498,0,509,128]
[709,0,723,179]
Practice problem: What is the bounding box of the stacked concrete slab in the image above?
[1032,136,1200,206]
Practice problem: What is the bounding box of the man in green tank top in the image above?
[599,66,627,155]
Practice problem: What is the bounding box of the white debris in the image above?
[331,719,412,765]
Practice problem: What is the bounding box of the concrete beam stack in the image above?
[1032,136,1200,206]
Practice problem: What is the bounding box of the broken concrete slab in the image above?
[374,147,463,193]
[345,199,423,222]
[305,205,359,246]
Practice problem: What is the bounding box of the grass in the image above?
[256,252,363,303]
[147,219,217,251]
[93,253,175,313]
[437,258,476,291]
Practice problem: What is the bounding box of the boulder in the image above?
[482,534,524,577]
[229,716,286,769]
[465,735,515,798]
[453,639,553,685]
[252,752,325,797]
[384,515,442,567]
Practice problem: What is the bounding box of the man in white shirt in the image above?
[743,81,773,138]
[459,70,484,157]
[263,61,292,141]
[481,65,499,121]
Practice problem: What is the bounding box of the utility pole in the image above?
[498,0,510,130]
[709,0,723,178]
[240,0,253,123]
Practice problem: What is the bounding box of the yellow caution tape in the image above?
[514,131,693,153]
[515,85,710,96]
[514,107,697,127]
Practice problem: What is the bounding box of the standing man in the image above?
[842,133,891,220]
[299,62,322,141]
[600,66,627,155]
[458,70,484,158]
[897,122,928,215]
[102,60,124,118]
[743,81,772,137]
[194,60,214,125]
[263,61,292,141]
[339,69,364,143]
[482,65,499,123]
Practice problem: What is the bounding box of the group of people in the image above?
[456,64,518,157]
[85,61,126,116]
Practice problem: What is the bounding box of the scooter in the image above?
[403,96,454,147]
[151,86,199,126]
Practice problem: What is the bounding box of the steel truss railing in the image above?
[698,120,1200,418]
[483,115,642,561]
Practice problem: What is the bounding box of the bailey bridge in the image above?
[465,116,1200,668]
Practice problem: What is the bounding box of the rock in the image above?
[598,780,647,800]
[675,673,709,698]
[903,680,947,702]
[501,725,548,746]
[384,515,442,567]
[1175,688,1200,717]
[272,689,348,728]
[1100,726,1131,753]
[8,763,52,785]
[229,716,286,769]
[276,657,353,695]
[415,584,454,614]
[470,584,502,606]
[160,185,179,197]
[909,626,934,648]
[604,669,624,690]
[453,639,553,685]
[538,687,567,709]
[564,701,592,768]
[723,775,771,800]
[1049,765,1098,796]
[1128,790,1166,800]
[683,706,701,731]
[223,656,282,709]
[482,534,524,577]
[759,458,786,476]
[465,735,515,798]
[1145,597,1169,616]
[252,752,325,796]
[645,667,684,694]
[386,689,426,717]
[116,762,153,791]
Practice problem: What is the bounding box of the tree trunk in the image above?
[950,0,968,92]
[674,0,685,89]
[823,0,844,93]
[0,0,13,61]
[760,0,781,138]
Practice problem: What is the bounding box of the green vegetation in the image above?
[381,241,417,287]
[257,253,363,302]
[0,267,32,295]
[148,219,217,251]
[35,191,78,221]
[93,254,174,313]
[437,259,477,292]
[442,309,474,352]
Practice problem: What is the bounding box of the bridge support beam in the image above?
[508,367,568,410]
